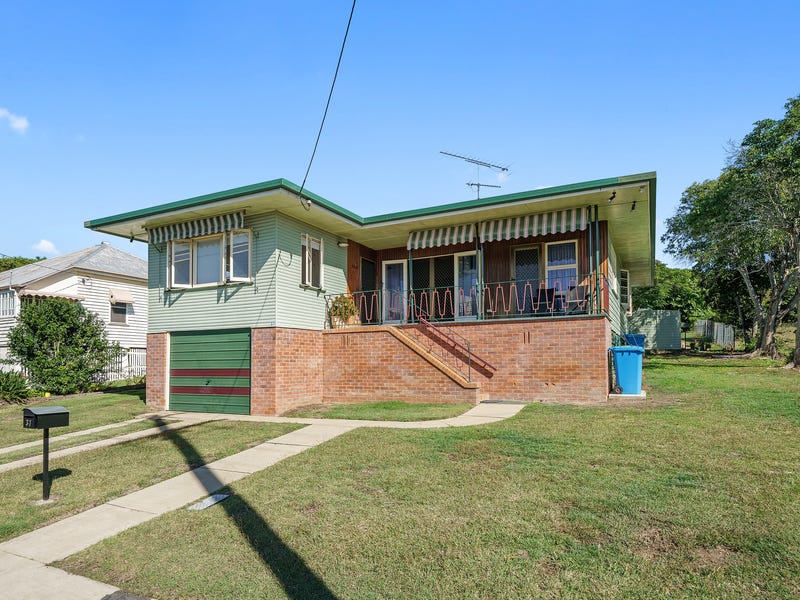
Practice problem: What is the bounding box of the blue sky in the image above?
[2,1,798,266]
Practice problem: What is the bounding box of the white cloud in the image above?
[33,239,60,256]
[497,171,509,184]
[0,108,29,134]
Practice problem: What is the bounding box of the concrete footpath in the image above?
[0,402,524,600]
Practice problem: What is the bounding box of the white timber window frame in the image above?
[301,233,324,290]
[545,240,579,295]
[169,230,252,289]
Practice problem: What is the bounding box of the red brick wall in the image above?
[148,317,610,416]
[322,328,480,405]
[250,328,276,415]
[145,332,168,411]
[274,328,323,413]
[431,316,611,402]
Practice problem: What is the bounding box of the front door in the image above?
[513,247,540,313]
[360,258,378,324]
[455,252,478,319]
[382,260,407,323]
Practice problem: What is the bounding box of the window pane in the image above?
[547,242,576,267]
[311,246,321,288]
[547,267,577,292]
[301,236,308,285]
[173,242,190,286]
[231,232,249,279]
[195,238,221,284]
[110,303,127,324]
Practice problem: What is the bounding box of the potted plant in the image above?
[328,295,358,328]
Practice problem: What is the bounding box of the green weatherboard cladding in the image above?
[169,329,251,415]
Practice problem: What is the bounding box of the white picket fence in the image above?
[100,347,146,381]
[1,346,146,382]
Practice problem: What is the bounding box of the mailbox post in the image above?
[23,406,69,501]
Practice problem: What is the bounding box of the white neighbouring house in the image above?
[0,242,148,379]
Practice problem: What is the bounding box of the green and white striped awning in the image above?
[147,211,245,244]
[479,208,588,242]
[407,224,475,251]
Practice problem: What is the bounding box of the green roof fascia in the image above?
[85,171,657,237]
[84,178,365,229]
[364,172,657,224]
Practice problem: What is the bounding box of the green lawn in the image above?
[59,356,800,598]
[0,420,301,542]
[0,419,167,465]
[0,390,150,448]
[284,400,472,421]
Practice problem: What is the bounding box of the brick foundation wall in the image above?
[430,316,611,403]
[322,328,480,405]
[274,328,323,413]
[250,327,324,415]
[145,332,168,411]
[250,328,277,415]
[147,316,610,416]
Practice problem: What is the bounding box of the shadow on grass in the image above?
[33,467,71,482]
[151,418,338,599]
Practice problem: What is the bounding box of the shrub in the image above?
[8,298,123,395]
[0,370,29,403]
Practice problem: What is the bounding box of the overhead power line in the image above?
[296,0,358,210]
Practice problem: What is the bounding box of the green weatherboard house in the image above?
[86,173,656,415]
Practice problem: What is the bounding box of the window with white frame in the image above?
[0,290,16,317]
[301,234,323,289]
[169,230,251,288]
[110,302,128,324]
[545,241,578,294]
[228,230,251,281]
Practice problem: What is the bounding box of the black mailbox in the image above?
[23,406,70,429]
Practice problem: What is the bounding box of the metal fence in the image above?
[694,320,735,350]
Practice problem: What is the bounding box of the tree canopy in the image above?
[0,256,42,273]
[632,261,710,326]
[664,96,800,361]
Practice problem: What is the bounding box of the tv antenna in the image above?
[440,151,509,199]
[466,181,501,200]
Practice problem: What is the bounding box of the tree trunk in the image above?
[759,294,783,359]
[734,294,751,345]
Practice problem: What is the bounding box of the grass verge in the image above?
[0,390,149,448]
[0,419,167,465]
[60,355,800,598]
[0,420,300,542]
[283,401,472,421]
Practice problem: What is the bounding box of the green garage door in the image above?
[170,329,251,414]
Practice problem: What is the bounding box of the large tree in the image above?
[8,298,122,394]
[632,261,710,326]
[664,96,800,361]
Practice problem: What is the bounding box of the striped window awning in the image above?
[479,208,589,242]
[147,211,245,244]
[407,224,475,251]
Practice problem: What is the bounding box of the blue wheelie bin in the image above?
[610,345,644,394]
[623,333,646,349]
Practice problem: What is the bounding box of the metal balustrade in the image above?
[325,275,606,330]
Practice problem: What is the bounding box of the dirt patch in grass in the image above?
[692,546,740,570]
[634,527,679,560]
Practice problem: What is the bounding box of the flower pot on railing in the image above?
[328,295,359,328]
